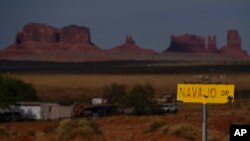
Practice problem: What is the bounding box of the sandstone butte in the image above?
[164,30,248,57]
[219,30,248,57]
[108,35,157,55]
[0,23,107,62]
[0,23,248,62]
[0,23,158,62]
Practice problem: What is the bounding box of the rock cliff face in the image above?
[108,35,157,55]
[219,30,247,57]
[227,30,241,49]
[58,25,91,43]
[207,35,218,53]
[0,23,107,62]
[15,23,58,44]
[0,23,161,62]
[166,34,206,53]
[0,23,248,61]
[15,23,93,45]
[164,30,247,57]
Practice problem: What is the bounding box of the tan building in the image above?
[40,103,74,120]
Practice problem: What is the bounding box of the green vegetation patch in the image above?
[0,75,38,108]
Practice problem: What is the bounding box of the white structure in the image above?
[40,103,74,120]
[92,98,107,105]
[12,102,74,120]
[14,102,43,120]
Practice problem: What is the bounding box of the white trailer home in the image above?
[40,103,74,120]
[14,102,43,120]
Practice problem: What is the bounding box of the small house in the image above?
[41,103,74,120]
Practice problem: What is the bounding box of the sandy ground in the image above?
[6,73,250,101]
[1,100,249,141]
[0,73,249,141]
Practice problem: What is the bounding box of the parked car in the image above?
[158,103,178,113]
[0,112,22,122]
[0,113,11,122]
[10,112,22,121]
[82,105,118,117]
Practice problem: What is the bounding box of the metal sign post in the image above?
[202,104,207,141]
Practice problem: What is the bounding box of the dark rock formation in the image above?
[15,23,58,44]
[108,35,157,55]
[125,35,136,44]
[0,23,106,62]
[15,23,92,45]
[58,25,91,43]
[219,30,247,57]
[207,35,218,53]
[0,23,248,62]
[164,30,247,57]
[165,34,206,53]
[227,30,241,49]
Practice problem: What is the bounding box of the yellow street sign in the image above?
[177,84,234,104]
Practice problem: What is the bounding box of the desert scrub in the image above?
[162,125,169,135]
[57,118,102,141]
[146,120,166,133]
[57,119,77,141]
[27,128,38,137]
[208,134,221,141]
[170,124,197,141]
[79,118,102,135]
[0,126,9,138]
[33,131,45,141]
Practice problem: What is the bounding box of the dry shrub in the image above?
[146,120,166,133]
[58,119,78,141]
[223,133,229,141]
[162,125,169,135]
[3,128,18,141]
[0,126,9,138]
[207,129,223,141]
[27,128,37,137]
[57,118,101,141]
[208,134,221,141]
[35,131,46,141]
[170,124,197,141]
[3,128,42,141]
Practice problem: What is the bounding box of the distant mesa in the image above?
[0,23,248,62]
[16,23,58,43]
[0,23,105,62]
[108,35,157,55]
[219,30,248,57]
[165,34,206,53]
[0,23,158,62]
[15,23,95,45]
[164,30,248,57]
[207,35,218,53]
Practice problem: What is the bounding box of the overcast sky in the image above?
[0,0,249,52]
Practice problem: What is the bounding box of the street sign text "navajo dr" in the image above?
[177,84,235,104]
